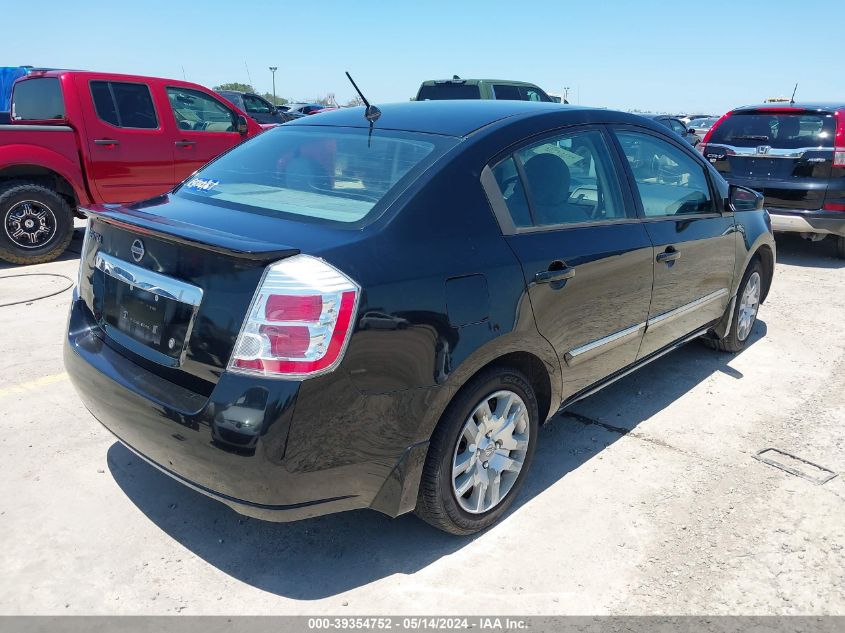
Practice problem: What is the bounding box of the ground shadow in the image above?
[775,234,843,269]
[108,320,766,600]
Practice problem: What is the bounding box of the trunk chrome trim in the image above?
[95,252,204,307]
[708,144,832,159]
[646,288,729,329]
[565,322,646,366]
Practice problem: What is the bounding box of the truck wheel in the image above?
[0,182,74,265]
[415,366,538,535]
[836,236,845,260]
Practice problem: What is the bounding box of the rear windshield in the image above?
[175,126,457,225]
[12,77,65,120]
[417,83,481,100]
[709,111,835,149]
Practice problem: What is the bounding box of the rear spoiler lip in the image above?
[81,206,300,263]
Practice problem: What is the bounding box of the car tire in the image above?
[0,181,75,265]
[415,366,539,535]
[705,259,764,353]
[836,235,845,260]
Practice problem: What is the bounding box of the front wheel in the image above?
[706,260,763,353]
[415,366,539,535]
[0,182,75,265]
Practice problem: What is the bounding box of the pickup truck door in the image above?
[164,87,246,183]
[78,78,175,203]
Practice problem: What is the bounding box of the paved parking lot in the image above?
[1,229,844,615]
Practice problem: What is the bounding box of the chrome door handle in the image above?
[175,140,197,147]
[656,248,681,264]
[534,266,575,284]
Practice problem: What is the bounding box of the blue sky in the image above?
[5,0,840,115]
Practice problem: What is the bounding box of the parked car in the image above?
[700,103,845,258]
[643,114,700,146]
[687,116,718,142]
[415,77,553,102]
[285,103,330,116]
[679,113,712,125]
[215,90,301,124]
[66,101,775,535]
[0,70,263,264]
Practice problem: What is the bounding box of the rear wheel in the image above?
[0,182,74,265]
[706,260,763,353]
[836,235,845,260]
[415,366,539,535]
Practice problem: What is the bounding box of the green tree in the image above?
[213,82,256,93]
[261,92,288,106]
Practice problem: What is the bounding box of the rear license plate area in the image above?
[92,253,203,366]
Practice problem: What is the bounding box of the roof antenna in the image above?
[345,72,381,123]
[790,82,798,104]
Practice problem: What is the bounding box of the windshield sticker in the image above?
[184,177,220,192]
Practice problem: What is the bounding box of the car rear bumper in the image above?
[767,208,845,238]
[64,294,429,522]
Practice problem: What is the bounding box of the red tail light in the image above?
[229,255,360,379]
[834,110,845,167]
[823,202,845,212]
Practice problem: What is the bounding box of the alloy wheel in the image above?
[737,271,761,342]
[5,201,58,249]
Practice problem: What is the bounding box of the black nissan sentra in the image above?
[65,101,775,534]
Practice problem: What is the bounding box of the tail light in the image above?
[229,255,360,379]
[699,110,733,156]
[834,110,845,167]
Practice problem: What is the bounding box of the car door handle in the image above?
[656,248,681,264]
[175,140,197,147]
[534,266,575,284]
[93,139,119,146]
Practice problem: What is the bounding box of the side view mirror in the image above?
[236,115,249,135]
[688,127,697,134]
[729,184,764,212]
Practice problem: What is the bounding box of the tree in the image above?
[213,82,256,93]
[261,92,288,106]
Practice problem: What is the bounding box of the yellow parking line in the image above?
[0,372,69,398]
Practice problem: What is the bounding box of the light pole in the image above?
[269,66,278,105]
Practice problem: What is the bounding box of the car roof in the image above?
[419,78,542,87]
[641,114,679,120]
[20,69,214,90]
[287,100,598,137]
[732,102,845,113]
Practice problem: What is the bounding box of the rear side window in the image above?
[417,83,481,100]
[616,131,714,217]
[493,129,626,227]
[708,112,835,149]
[492,85,521,100]
[12,78,65,120]
[90,81,158,129]
[176,127,457,225]
[167,87,236,132]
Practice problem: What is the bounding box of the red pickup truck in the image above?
[0,70,263,264]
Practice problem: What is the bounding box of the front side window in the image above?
[12,78,65,120]
[167,87,236,132]
[492,85,521,100]
[493,129,627,227]
[175,126,456,226]
[616,131,714,217]
[242,94,272,114]
[90,81,157,129]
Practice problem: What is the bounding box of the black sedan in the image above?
[66,101,775,534]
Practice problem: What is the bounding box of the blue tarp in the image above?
[0,67,28,112]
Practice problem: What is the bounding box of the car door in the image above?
[165,86,245,183]
[611,128,736,358]
[485,126,655,398]
[79,78,174,203]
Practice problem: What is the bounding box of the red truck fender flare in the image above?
[0,144,91,206]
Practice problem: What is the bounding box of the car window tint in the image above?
[492,157,531,227]
[167,87,236,132]
[506,129,626,227]
[493,85,521,100]
[617,131,714,217]
[243,94,271,114]
[90,81,157,129]
[12,78,65,120]
[669,119,687,135]
[416,83,481,100]
[708,112,835,149]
